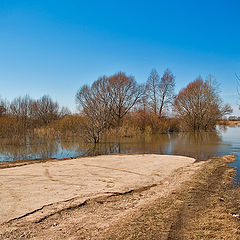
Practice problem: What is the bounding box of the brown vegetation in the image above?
[111,112,179,137]
[0,95,69,138]
[75,72,145,142]
[174,78,232,130]
[218,120,240,126]
[0,71,232,143]
[75,70,177,142]
[99,155,239,240]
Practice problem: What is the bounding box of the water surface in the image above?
[0,126,239,181]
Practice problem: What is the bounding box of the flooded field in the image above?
[0,126,239,162]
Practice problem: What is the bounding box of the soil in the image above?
[0,154,195,224]
[100,155,240,240]
[0,155,239,239]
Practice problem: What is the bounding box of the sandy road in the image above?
[0,154,195,225]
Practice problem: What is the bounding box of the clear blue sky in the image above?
[0,0,240,114]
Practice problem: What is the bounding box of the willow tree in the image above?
[174,77,232,130]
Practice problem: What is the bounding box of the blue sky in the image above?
[0,0,240,114]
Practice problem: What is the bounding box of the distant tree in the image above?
[59,106,71,118]
[174,77,232,130]
[0,106,6,117]
[236,74,240,109]
[0,97,8,117]
[145,68,175,117]
[206,74,220,92]
[76,72,144,142]
[146,69,160,114]
[108,72,144,126]
[31,95,62,126]
[9,95,34,130]
[76,83,112,143]
[159,69,175,117]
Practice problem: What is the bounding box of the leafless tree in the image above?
[0,106,6,117]
[59,106,71,118]
[0,97,8,117]
[76,72,144,142]
[76,83,112,143]
[146,69,160,114]
[159,69,175,117]
[206,74,220,93]
[9,95,34,130]
[108,72,145,126]
[236,74,240,110]
[31,95,62,126]
[174,77,232,130]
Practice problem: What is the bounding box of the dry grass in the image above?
[100,155,240,240]
[218,120,240,126]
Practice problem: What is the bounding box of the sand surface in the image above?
[0,154,195,224]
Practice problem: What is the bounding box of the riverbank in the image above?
[0,154,239,239]
[218,120,240,126]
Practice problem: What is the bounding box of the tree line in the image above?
[0,69,232,142]
[76,70,232,142]
[0,95,69,137]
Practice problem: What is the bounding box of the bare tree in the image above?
[236,74,240,110]
[206,74,220,93]
[59,106,71,118]
[76,83,112,143]
[0,106,6,117]
[146,69,160,114]
[174,77,232,130]
[76,72,144,142]
[108,72,144,126]
[0,97,8,117]
[159,69,175,117]
[31,95,61,126]
[9,95,34,130]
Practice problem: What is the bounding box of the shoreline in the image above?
[0,156,81,169]
[0,152,198,170]
[0,154,239,239]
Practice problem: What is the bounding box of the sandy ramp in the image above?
[0,154,195,224]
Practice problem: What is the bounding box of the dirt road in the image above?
[0,154,195,224]
[0,155,238,239]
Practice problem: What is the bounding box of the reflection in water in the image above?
[170,131,222,160]
[74,133,171,157]
[0,128,234,162]
[0,137,60,161]
[1,126,240,181]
